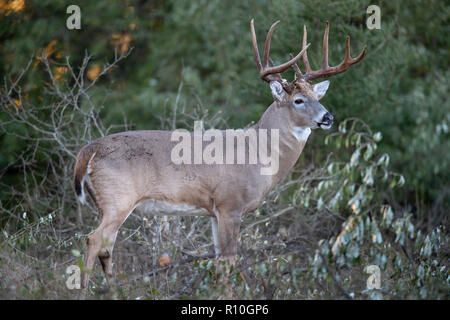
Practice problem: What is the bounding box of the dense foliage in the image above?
[0,0,448,299]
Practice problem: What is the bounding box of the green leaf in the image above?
[390,179,397,189]
[350,149,360,167]
[363,167,374,186]
[364,144,374,161]
[373,132,382,142]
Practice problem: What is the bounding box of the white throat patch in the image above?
[292,127,311,142]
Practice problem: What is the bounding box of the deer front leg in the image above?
[217,213,242,261]
[211,216,220,257]
[214,212,242,298]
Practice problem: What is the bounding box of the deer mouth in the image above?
[318,122,333,130]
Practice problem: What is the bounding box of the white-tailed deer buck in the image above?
[74,19,366,293]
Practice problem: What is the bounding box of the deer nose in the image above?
[322,112,334,125]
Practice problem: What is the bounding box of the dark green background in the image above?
[1,0,448,223]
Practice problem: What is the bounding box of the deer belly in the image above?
[135,198,210,217]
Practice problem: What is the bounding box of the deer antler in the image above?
[250,19,310,89]
[297,22,367,81]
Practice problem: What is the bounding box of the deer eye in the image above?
[294,98,304,105]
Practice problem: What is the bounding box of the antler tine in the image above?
[322,21,329,69]
[302,25,312,74]
[344,36,367,65]
[263,20,280,68]
[289,53,303,80]
[250,19,263,73]
[302,22,367,81]
[345,36,351,62]
[250,19,310,82]
[263,44,309,77]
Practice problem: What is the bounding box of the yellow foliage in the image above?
[44,40,57,57]
[87,64,101,81]
[53,66,67,80]
[110,33,132,54]
[0,0,25,16]
[7,98,21,111]
[34,40,58,69]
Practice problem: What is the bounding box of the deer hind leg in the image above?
[82,226,103,290]
[97,219,122,287]
[82,204,134,295]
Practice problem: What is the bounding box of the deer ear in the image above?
[313,80,330,100]
[270,81,286,102]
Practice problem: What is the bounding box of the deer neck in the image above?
[254,102,311,181]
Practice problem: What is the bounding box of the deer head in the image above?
[251,20,366,131]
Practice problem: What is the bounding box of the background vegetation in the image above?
[0,0,448,299]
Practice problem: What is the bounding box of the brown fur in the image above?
[294,79,317,100]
